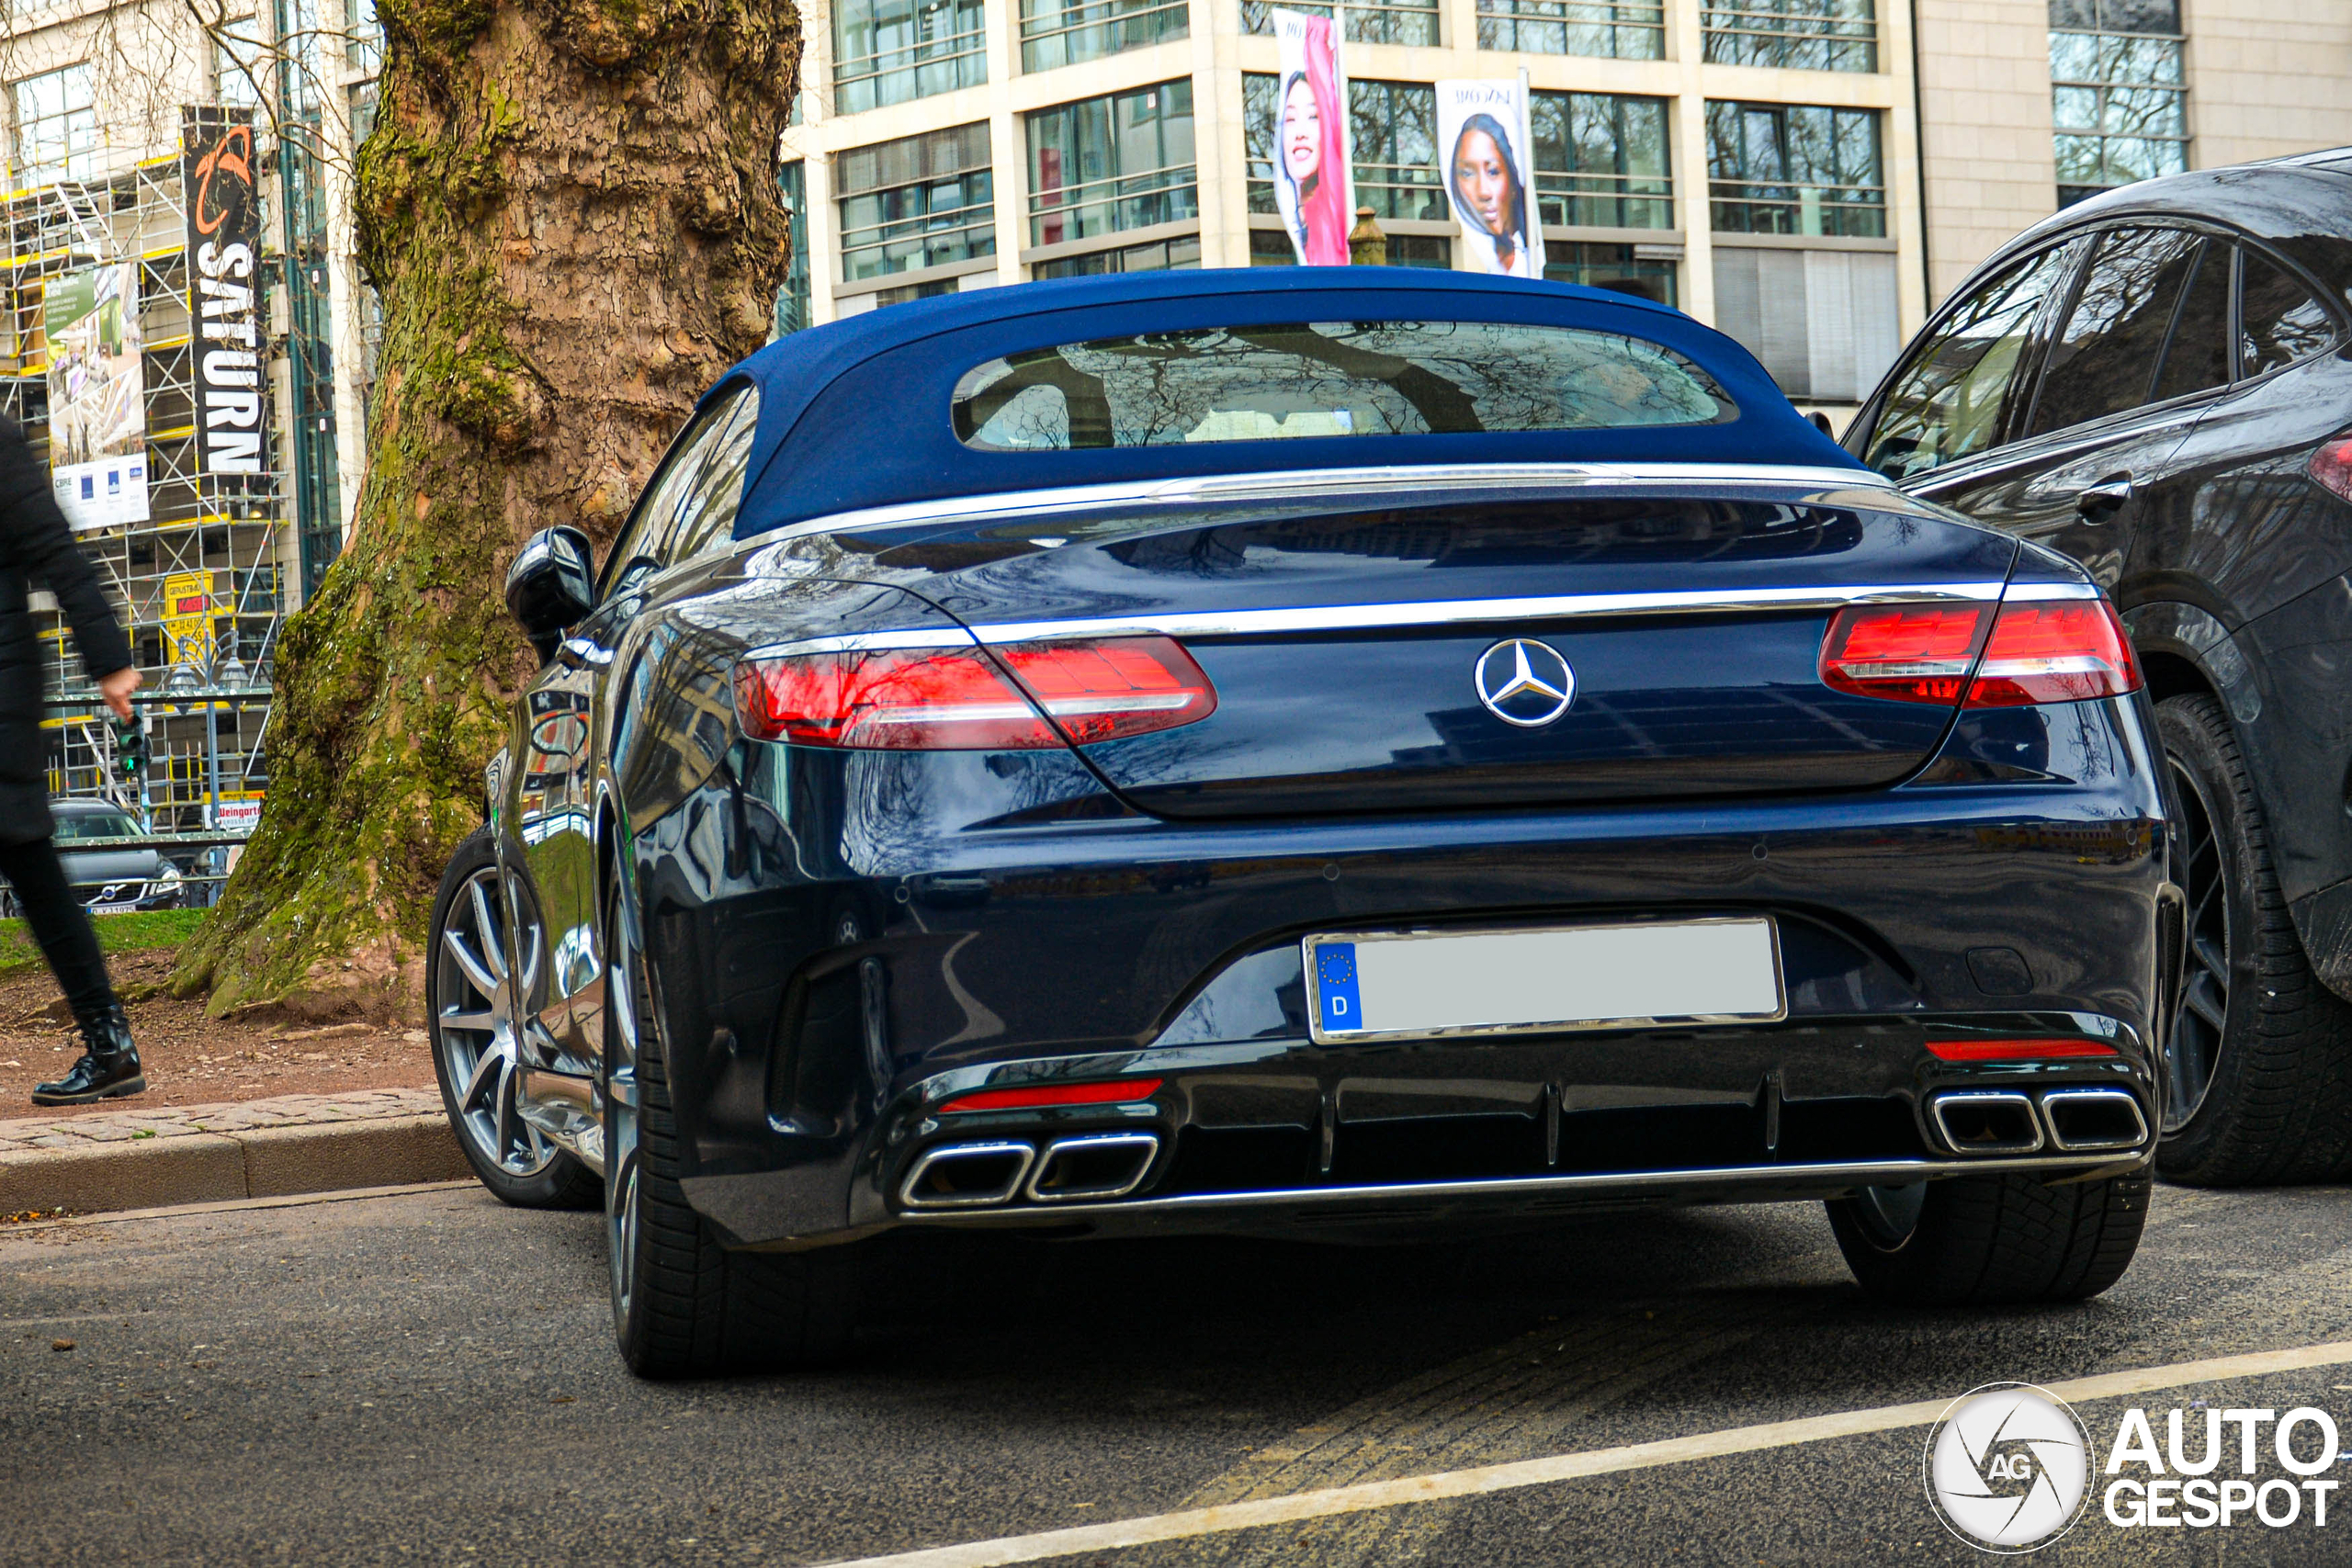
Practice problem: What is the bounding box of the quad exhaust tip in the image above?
[1928,1088,2151,1156]
[899,1141,1036,1210]
[2041,1088,2149,1152]
[1026,1133,1160,1202]
[899,1134,1163,1210]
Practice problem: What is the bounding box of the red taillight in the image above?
[732,637,1215,750]
[1926,1038,2119,1062]
[937,1078,1164,1114]
[1818,604,1991,704]
[1819,597,2141,708]
[2311,437,2352,502]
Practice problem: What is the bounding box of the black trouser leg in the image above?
[0,836,114,1020]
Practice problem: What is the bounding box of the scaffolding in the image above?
[0,155,293,835]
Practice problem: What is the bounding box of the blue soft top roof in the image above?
[720,269,1861,537]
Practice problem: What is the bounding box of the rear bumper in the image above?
[636,691,2169,1248]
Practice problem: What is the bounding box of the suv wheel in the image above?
[1827,1171,2149,1304]
[426,826,600,1209]
[2155,694,2352,1185]
[605,877,859,1378]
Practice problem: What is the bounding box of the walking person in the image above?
[0,415,148,1105]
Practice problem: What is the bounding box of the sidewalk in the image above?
[0,1086,468,1216]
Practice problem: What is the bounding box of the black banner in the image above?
[180,106,262,475]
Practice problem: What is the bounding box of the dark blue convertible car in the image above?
[430,271,2173,1376]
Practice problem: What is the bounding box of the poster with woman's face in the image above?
[1272,8,1352,266]
[1437,80,1544,280]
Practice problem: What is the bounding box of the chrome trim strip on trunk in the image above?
[741,579,2109,663]
[892,1152,2140,1224]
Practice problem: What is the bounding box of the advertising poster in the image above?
[44,263,149,532]
[162,570,213,669]
[181,105,265,476]
[1270,8,1352,266]
[1436,80,1546,280]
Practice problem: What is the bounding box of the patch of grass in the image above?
[0,908,209,979]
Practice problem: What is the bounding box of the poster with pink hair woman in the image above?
[1271,8,1353,266]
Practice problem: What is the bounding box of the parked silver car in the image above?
[48,799,182,912]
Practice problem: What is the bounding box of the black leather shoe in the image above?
[31,1003,144,1106]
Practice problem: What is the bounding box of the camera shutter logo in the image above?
[1924,1383,2091,1552]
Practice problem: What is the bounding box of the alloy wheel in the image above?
[2165,753,2232,1133]
[1847,1181,1928,1248]
[434,865,558,1177]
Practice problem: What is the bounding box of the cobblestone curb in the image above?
[0,1088,471,1214]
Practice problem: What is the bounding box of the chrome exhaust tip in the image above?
[899,1141,1036,1211]
[2040,1088,2149,1152]
[1929,1090,2045,1156]
[1025,1133,1161,1203]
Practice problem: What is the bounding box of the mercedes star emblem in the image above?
[1475,638,1576,728]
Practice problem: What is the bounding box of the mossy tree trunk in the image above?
[172,0,797,1017]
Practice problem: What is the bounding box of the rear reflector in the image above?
[734,638,1214,750]
[938,1078,1165,1114]
[1926,1038,2119,1062]
[1819,597,2140,708]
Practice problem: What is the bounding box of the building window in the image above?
[1350,81,1445,223]
[13,65,96,187]
[775,163,811,337]
[1531,92,1670,229]
[833,0,987,116]
[1475,0,1663,60]
[1242,0,1438,49]
[1027,80,1196,249]
[216,17,270,107]
[837,124,995,282]
[1022,0,1188,72]
[2051,0,2187,207]
[345,0,383,73]
[1544,242,1676,306]
[1713,247,1901,400]
[1702,0,1875,72]
[1250,227,1450,267]
[875,277,962,304]
[1705,101,1884,237]
[1033,233,1202,276]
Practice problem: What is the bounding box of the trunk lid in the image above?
[842,483,2018,817]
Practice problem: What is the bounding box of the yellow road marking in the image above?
[813,1339,2352,1568]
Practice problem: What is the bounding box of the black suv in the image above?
[1845,149,2352,1186]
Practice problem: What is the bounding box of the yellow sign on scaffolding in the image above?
[161,570,212,669]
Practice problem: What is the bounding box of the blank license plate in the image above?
[1304,918,1784,1044]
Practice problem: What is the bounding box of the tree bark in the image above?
[173,0,797,1016]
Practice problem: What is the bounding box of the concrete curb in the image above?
[0,1113,473,1215]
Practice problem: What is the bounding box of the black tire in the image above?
[426,825,601,1210]
[2154,694,2352,1186]
[1828,1170,2150,1305]
[605,879,858,1378]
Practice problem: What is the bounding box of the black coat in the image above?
[0,416,132,843]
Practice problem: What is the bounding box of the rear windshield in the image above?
[951,321,1736,451]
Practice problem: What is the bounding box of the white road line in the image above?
[812,1339,2352,1568]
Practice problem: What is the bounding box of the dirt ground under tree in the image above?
[0,947,435,1117]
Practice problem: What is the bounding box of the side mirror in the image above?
[505,525,595,662]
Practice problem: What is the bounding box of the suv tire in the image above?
[1827,1170,2149,1304]
[2155,694,2352,1185]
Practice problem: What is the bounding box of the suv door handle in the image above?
[2076,475,2134,524]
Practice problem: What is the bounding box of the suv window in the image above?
[2240,252,2336,378]
[1860,241,2078,479]
[599,385,757,600]
[2151,237,2232,402]
[2027,227,2202,437]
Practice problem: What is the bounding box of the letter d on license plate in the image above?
[1303,918,1783,1044]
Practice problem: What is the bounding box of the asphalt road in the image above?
[9,1177,2352,1566]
